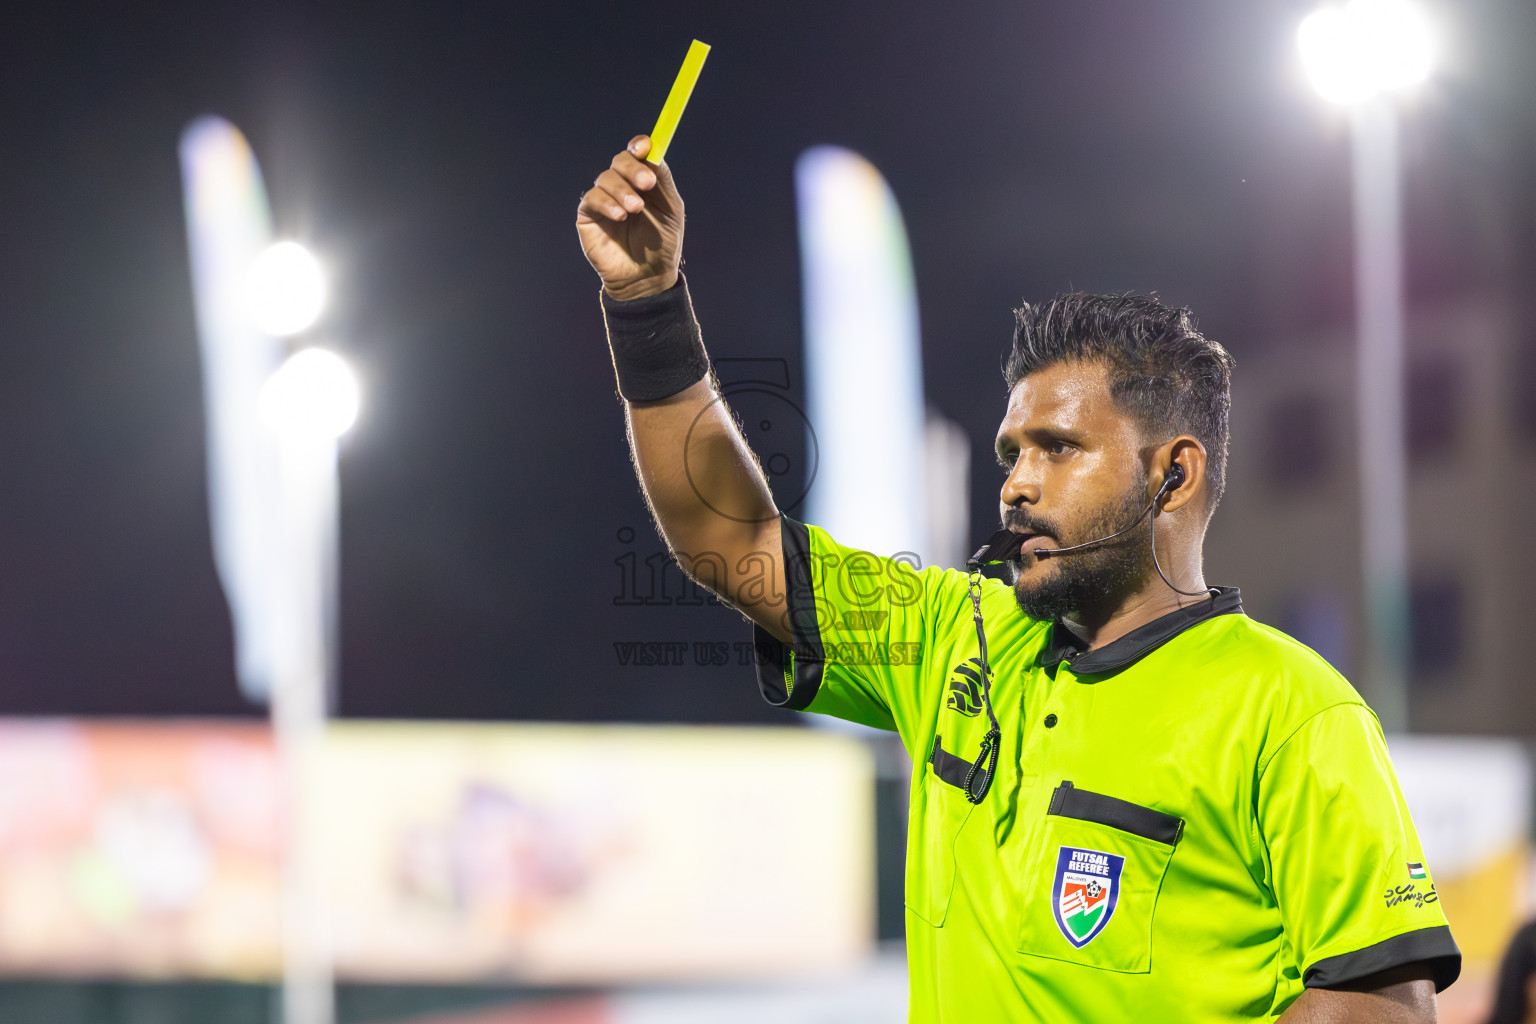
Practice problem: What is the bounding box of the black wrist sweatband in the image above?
[600,274,710,402]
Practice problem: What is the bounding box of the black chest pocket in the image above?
[1016,781,1183,974]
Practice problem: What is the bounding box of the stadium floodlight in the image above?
[1296,0,1438,732]
[259,348,360,441]
[246,241,327,337]
[182,117,346,1024]
[1298,0,1436,105]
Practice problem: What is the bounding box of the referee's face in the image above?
[994,359,1156,621]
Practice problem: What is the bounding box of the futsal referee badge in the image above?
[1052,846,1124,948]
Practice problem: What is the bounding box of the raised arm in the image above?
[577,136,788,641]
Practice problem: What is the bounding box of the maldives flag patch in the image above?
[1052,846,1124,948]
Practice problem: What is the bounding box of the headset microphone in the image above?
[1031,462,1211,598]
[1034,465,1183,560]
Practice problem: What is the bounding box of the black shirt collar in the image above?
[1037,586,1243,674]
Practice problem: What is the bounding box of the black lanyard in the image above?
[961,553,1007,803]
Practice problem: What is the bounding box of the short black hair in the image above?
[1005,292,1236,508]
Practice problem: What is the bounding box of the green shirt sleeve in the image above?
[752,516,966,739]
[1256,702,1461,991]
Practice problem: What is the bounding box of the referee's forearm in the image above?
[624,380,787,637]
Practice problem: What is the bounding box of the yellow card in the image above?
[648,39,711,164]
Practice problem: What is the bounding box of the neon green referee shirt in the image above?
[753,518,1459,1023]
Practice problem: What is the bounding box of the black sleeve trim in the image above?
[1305,925,1461,993]
[1047,781,1184,846]
[753,516,825,711]
[930,736,981,792]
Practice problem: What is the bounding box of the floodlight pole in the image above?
[1350,95,1410,733]
[272,428,340,1024]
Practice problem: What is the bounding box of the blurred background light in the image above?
[1298,0,1437,105]
[183,123,352,1024]
[259,348,361,441]
[796,146,933,567]
[245,241,327,337]
[179,116,287,706]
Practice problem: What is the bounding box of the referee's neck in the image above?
[1059,580,1210,653]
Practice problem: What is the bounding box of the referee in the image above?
[577,135,1459,1022]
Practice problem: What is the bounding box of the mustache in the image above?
[1002,507,1058,540]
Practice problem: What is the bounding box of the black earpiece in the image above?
[1161,464,1186,495]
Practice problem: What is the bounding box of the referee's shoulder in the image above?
[1201,612,1369,720]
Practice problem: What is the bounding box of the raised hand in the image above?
[576,135,685,301]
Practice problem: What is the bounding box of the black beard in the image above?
[1009,482,1153,622]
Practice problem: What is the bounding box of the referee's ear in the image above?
[1152,436,1207,516]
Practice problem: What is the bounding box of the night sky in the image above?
[0,1,1530,722]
